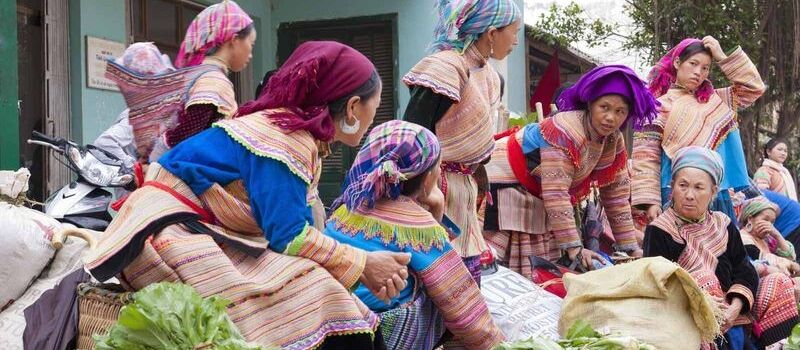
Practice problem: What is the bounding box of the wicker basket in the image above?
[75,283,133,350]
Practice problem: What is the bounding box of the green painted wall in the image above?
[69,0,127,145]
[69,0,272,145]
[1,1,20,170]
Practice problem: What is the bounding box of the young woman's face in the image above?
[671,168,717,220]
[767,142,789,164]
[749,209,777,239]
[588,94,629,136]
[228,29,257,72]
[673,52,711,91]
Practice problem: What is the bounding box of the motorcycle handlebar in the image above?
[30,130,60,145]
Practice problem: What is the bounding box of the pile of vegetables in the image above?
[493,320,656,350]
[94,282,269,350]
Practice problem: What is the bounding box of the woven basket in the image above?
[76,283,133,350]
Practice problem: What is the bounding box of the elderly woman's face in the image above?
[588,94,629,137]
[671,167,717,220]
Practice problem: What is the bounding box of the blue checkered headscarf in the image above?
[333,120,441,210]
[430,0,522,53]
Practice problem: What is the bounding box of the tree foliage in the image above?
[528,2,616,48]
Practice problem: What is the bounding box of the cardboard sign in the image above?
[86,36,125,91]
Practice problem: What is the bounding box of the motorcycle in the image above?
[27,130,133,230]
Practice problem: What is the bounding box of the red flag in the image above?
[529,51,561,116]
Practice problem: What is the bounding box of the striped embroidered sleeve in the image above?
[715,46,766,109]
[753,167,773,191]
[539,147,582,249]
[285,225,368,290]
[599,167,639,251]
[419,250,505,350]
[631,123,664,208]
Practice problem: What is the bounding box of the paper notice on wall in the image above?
[480,266,562,341]
[86,36,125,91]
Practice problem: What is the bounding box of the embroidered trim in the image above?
[329,206,449,252]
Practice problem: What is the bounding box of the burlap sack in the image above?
[559,257,719,350]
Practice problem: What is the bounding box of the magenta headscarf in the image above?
[556,65,660,130]
[647,38,715,103]
[236,41,377,142]
[175,0,253,68]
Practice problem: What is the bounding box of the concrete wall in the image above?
[68,0,272,144]
[269,0,527,117]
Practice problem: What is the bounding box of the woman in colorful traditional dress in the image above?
[738,196,800,275]
[754,138,797,201]
[643,146,796,349]
[632,36,766,225]
[108,1,254,164]
[402,0,521,279]
[483,65,658,275]
[324,120,504,350]
[86,41,413,349]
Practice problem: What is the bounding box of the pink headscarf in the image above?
[175,0,253,68]
[647,38,715,103]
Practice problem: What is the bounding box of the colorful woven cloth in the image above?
[431,0,521,53]
[114,42,174,76]
[175,0,253,68]
[105,61,230,160]
[647,38,715,102]
[237,41,376,142]
[334,120,440,210]
[738,196,781,226]
[671,146,724,186]
[556,64,659,130]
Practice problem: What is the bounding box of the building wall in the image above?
[68,0,272,145]
[269,0,527,117]
[0,1,20,169]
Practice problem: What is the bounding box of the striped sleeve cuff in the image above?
[727,283,754,313]
[285,224,367,289]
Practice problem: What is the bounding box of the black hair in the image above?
[678,42,712,63]
[400,155,441,196]
[255,69,277,99]
[764,138,788,158]
[328,70,382,120]
[205,23,256,56]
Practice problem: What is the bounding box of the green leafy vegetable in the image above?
[493,320,657,350]
[93,282,269,350]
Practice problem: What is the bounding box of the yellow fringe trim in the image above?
[330,206,449,252]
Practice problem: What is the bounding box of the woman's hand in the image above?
[702,36,728,61]
[566,247,606,271]
[645,204,662,222]
[417,185,445,222]
[359,251,411,303]
[719,298,743,333]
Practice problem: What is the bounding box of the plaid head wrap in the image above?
[647,38,715,103]
[333,120,441,210]
[430,0,521,54]
[556,64,660,130]
[175,0,253,68]
[738,196,781,226]
[671,146,725,188]
[114,42,175,76]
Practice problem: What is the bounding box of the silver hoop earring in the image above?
[340,117,360,135]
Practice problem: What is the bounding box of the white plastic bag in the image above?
[480,266,563,341]
[0,168,59,309]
